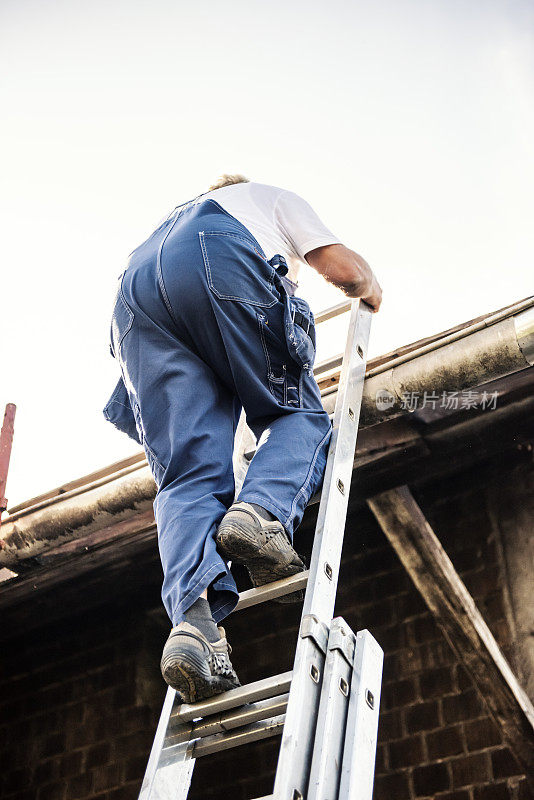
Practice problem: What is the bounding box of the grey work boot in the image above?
[216,501,306,603]
[160,622,240,703]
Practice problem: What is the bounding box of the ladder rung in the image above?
[167,694,289,744]
[314,299,351,325]
[192,714,285,757]
[171,671,293,724]
[313,353,343,376]
[235,571,309,610]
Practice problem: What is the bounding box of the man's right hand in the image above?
[304,244,382,312]
[357,273,382,312]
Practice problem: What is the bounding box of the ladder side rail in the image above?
[273,300,373,800]
[233,409,256,500]
[338,630,383,800]
[138,687,196,800]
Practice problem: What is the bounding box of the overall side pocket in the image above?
[103,376,141,445]
[256,311,301,407]
[200,231,278,307]
[111,286,134,359]
[284,295,317,371]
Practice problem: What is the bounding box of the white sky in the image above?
[1,0,533,508]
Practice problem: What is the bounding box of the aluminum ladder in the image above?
[138,298,383,800]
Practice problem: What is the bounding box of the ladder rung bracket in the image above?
[192,714,285,758]
[235,571,309,610]
[300,614,329,655]
[171,671,292,724]
[327,618,356,666]
[166,694,289,744]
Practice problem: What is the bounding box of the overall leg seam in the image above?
[285,425,332,527]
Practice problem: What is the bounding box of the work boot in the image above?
[216,501,306,603]
[160,622,240,703]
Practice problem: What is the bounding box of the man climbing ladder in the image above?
[103,175,382,704]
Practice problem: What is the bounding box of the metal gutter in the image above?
[1,298,533,567]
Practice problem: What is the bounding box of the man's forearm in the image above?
[305,244,382,311]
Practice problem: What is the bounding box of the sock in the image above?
[249,502,277,522]
[182,597,220,642]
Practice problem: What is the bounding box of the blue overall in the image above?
[103,200,332,625]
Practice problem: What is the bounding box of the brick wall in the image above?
[1,459,532,800]
[0,599,167,800]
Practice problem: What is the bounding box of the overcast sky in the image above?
[1,0,533,507]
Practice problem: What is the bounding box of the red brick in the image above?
[405,700,441,733]
[39,732,66,759]
[420,666,456,698]
[3,791,36,800]
[66,773,93,797]
[381,677,419,710]
[113,685,137,709]
[59,702,87,729]
[410,615,441,644]
[3,768,33,793]
[490,747,523,778]
[481,592,508,623]
[37,781,67,800]
[33,759,59,785]
[388,734,424,769]
[57,751,83,779]
[118,705,152,733]
[464,717,501,751]
[426,724,464,759]
[93,763,122,793]
[373,569,411,597]
[457,665,474,691]
[413,761,450,796]
[473,783,513,800]
[377,709,403,741]
[517,777,534,800]
[452,545,485,572]
[86,742,111,769]
[417,639,458,671]
[451,752,491,788]
[122,754,149,783]
[375,623,409,651]
[110,784,150,800]
[66,724,96,750]
[373,771,412,800]
[112,730,151,760]
[395,592,427,620]
[361,597,395,628]
[463,568,502,599]
[443,690,485,724]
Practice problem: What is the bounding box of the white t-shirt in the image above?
[184,182,341,284]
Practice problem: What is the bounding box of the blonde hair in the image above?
[208,174,249,191]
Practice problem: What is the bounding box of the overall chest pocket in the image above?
[199,231,278,307]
